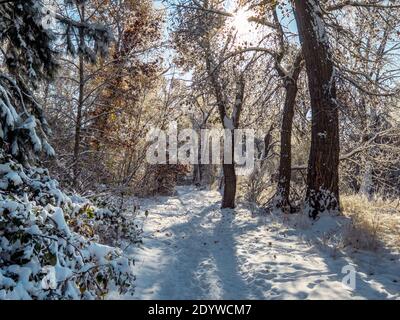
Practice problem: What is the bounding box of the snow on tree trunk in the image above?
[293,0,340,218]
[360,161,373,200]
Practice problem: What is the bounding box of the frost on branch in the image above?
[0,75,55,164]
[0,1,59,163]
[0,0,113,163]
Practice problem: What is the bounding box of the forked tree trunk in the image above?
[220,77,245,209]
[293,0,340,218]
[205,47,244,208]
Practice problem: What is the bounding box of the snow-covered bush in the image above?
[0,1,57,164]
[71,196,143,247]
[0,151,137,299]
[0,1,137,300]
[0,73,55,164]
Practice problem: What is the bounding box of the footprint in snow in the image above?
[307,279,323,289]
[297,291,309,299]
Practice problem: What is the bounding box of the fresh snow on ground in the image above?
[114,186,400,300]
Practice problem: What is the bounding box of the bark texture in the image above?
[294,0,340,218]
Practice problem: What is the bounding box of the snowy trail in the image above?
[120,187,400,300]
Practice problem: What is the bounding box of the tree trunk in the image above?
[222,163,236,208]
[73,6,85,188]
[276,80,298,212]
[293,0,340,218]
[274,51,303,212]
[193,164,201,184]
[222,131,236,208]
[193,129,202,185]
[205,49,244,209]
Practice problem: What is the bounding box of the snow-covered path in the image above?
[122,187,400,300]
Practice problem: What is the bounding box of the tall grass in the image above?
[341,195,400,252]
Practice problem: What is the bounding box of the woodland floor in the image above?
[110,186,400,300]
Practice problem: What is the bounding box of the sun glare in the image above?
[231,8,253,37]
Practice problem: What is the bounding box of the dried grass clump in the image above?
[341,195,400,252]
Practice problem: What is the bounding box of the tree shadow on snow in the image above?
[151,200,257,299]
